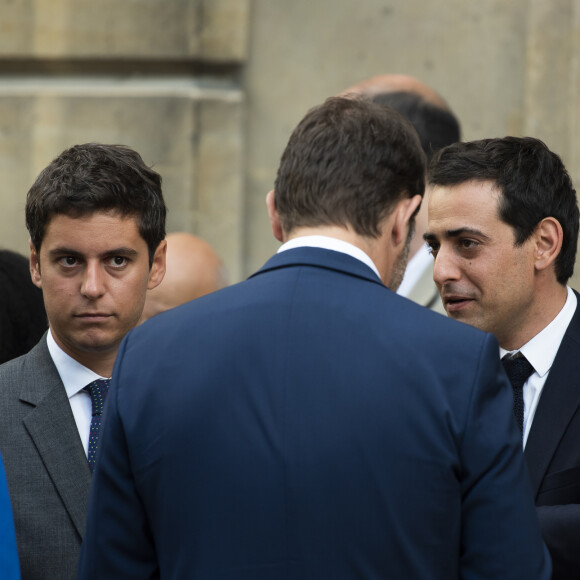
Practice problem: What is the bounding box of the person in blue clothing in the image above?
[0,453,20,579]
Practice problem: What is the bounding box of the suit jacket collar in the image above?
[19,335,92,537]
[525,289,580,498]
[250,247,386,287]
[18,334,64,406]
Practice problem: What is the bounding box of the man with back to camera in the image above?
[0,142,167,580]
[79,97,550,579]
[424,136,580,579]
[342,73,461,312]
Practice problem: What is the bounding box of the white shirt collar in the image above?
[277,235,381,280]
[46,329,107,399]
[500,286,577,376]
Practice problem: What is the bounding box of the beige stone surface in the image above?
[0,0,580,287]
[0,80,244,281]
[0,0,248,60]
[242,0,530,276]
[195,99,244,281]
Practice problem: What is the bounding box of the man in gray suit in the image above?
[0,143,167,580]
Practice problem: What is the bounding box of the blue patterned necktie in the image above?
[84,379,111,473]
[501,353,534,435]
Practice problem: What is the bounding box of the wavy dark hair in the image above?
[0,249,47,364]
[274,96,426,238]
[428,137,579,284]
[26,143,166,266]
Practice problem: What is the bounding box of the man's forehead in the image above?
[41,211,144,249]
[429,181,501,215]
[426,180,503,238]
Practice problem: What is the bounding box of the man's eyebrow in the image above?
[48,247,139,257]
[423,227,490,242]
[48,247,82,257]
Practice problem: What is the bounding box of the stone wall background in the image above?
[0,0,579,288]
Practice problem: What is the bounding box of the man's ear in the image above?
[147,239,167,290]
[266,190,284,242]
[534,217,563,272]
[30,240,42,289]
[392,195,422,246]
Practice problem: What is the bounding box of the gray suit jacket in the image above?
[0,335,91,580]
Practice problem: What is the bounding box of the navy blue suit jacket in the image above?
[79,248,550,579]
[526,289,580,579]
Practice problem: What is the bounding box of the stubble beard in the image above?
[388,219,415,292]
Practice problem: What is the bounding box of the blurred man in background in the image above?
[140,231,227,322]
[343,73,460,312]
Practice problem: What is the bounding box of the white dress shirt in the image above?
[500,286,577,448]
[396,243,432,297]
[277,235,381,280]
[46,330,109,456]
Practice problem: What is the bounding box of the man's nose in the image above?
[81,262,106,299]
[432,246,461,287]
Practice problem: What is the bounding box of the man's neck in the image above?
[285,226,388,283]
[500,283,569,351]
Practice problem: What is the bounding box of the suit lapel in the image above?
[20,339,92,538]
[524,293,580,498]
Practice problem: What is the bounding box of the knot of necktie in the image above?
[84,378,110,417]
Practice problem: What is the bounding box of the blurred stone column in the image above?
[523,0,580,289]
[0,0,249,282]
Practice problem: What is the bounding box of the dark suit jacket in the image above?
[525,289,580,580]
[0,336,91,580]
[79,248,550,579]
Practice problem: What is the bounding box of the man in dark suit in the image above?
[0,143,167,580]
[79,98,550,579]
[425,136,580,580]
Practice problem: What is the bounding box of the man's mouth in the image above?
[442,295,474,312]
[75,313,112,322]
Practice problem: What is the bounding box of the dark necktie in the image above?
[501,354,534,434]
[84,379,111,473]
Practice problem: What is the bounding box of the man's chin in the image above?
[70,332,122,354]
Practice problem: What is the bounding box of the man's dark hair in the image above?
[0,249,47,364]
[25,143,166,265]
[372,91,461,162]
[273,96,426,238]
[428,136,579,284]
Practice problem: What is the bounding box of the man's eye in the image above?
[460,239,478,249]
[110,257,128,267]
[60,257,78,267]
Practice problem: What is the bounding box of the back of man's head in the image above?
[372,92,460,162]
[429,136,579,284]
[273,96,426,238]
[25,142,166,265]
[141,232,227,322]
[0,249,47,364]
[342,74,461,162]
